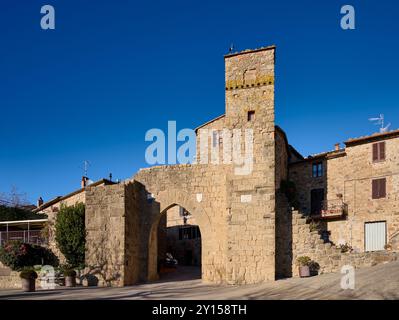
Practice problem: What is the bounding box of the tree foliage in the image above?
[0,241,59,271]
[55,203,86,268]
[0,205,47,222]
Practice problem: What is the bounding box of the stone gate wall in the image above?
[85,183,155,287]
[84,46,280,286]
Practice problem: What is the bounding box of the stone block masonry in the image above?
[83,46,278,286]
[291,210,398,276]
[80,44,399,287]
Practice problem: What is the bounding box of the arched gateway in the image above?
[134,165,228,284]
[145,188,211,282]
[84,46,278,287]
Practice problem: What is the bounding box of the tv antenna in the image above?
[83,160,91,177]
[368,114,391,133]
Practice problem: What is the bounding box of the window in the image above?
[312,162,323,177]
[179,206,189,217]
[178,226,201,240]
[372,178,386,199]
[372,142,386,162]
[247,111,255,121]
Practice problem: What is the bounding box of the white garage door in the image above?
[365,221,386,252]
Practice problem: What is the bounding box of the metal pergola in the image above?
[0,219,48,245]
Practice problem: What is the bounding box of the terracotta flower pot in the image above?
[299,265,310,278]
[65,276,76,287]
[21,278,36,292]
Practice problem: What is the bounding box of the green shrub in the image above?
[20,269,38,280]
[55,203,86,268]
[296,256,312,266]
[63,269,77,277]
[339,243,353,253]
[0,241,59,271]
[309,220,320,232]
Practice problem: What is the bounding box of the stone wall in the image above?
[133,164,229,283]
[275,193,293,278]
[85,184,126,287]
[0,266,54,290]
[0,270,21,289]
[224,47,276,283]
[291,210,399,276]
[326,140,399,252]
[289,158,327,215]
[275,128,289,191]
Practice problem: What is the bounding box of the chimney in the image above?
[37,197,44,207]
[334,143,340,151]
[81,176,88,188]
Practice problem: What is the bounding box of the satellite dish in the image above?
[86,179,94,186]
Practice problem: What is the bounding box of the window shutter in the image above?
[372,144,379,162]
[372,180,378,199]
[372,178,387,199]
[380,178,386,198]
[380,142,386,161]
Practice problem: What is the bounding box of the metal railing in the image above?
[320,199,346,218]
[0,230,47,246]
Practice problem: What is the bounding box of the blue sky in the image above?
[0,0,398,203]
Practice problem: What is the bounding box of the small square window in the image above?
[312,162,323,178]
[248,111,255,121]
[372,142,386,162]
[372,178,386,199]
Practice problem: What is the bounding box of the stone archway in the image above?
[146,188,213,282]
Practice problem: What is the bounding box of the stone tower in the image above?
[84,46,277,286]
[224,46,276,283]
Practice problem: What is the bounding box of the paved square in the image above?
[0,262,398,300]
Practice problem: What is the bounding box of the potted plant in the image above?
[296,256,312,278]
[63,269,77,287]
[20,269,38,292]
[308,260,320,276]
[339,243,353,253]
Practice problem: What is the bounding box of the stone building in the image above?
[81,45,399,286]
[289,129,399,253]
[22,45,399,288]
[163,206,201,266]
[33,177,115,262]
[84,46,278,286]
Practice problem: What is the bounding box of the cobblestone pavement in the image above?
[0,262,398,300]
